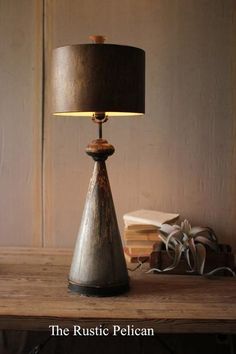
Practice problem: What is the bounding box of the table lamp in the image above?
[52,36,145,296]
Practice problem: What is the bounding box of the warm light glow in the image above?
[53,111,144,117]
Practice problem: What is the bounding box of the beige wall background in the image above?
[0,0,236,250]
[0,0,42,246]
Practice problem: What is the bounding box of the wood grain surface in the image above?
[0,248,235,333]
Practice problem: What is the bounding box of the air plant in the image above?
[157,219,219,274]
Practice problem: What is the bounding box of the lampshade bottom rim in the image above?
[68,281,130,297]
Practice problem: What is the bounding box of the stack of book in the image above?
[123,209,179,263]
[124,224,160,262]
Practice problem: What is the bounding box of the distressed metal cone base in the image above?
[68,139,129,297]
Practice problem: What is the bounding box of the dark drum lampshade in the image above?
[52,44,145,117]
[52,37,145,297]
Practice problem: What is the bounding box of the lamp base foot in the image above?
[68,281,129,297]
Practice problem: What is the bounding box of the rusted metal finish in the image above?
[52,44,145,115]
[69,139,129,296]
[86,139,114,160]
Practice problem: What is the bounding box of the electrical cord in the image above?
[28,335,52,354]
[127,257,149,271]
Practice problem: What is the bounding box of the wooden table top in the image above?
[0,247,235,333]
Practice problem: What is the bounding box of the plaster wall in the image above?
[0,0,235,251]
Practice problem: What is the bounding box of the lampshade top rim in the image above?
[53,43,145,53]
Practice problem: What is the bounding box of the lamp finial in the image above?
[89,35,106,44]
